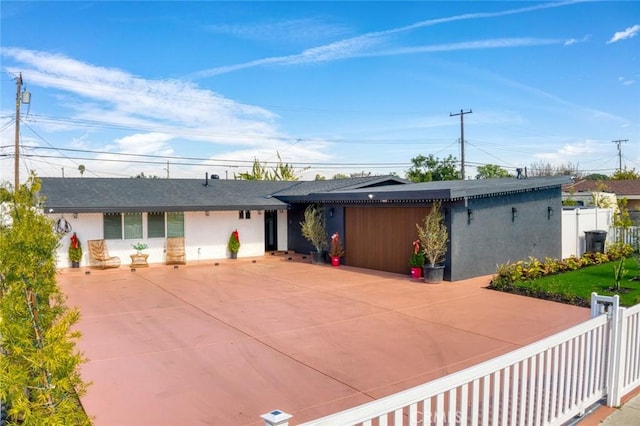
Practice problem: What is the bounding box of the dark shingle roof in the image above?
[287,176,571,203]
[39,175,568,213]
[40,178,292,213]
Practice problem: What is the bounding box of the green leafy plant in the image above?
[68,232,82,263]
[227,229,240,254]
[0,174,90,424]
[300,204,328,253]
[132,242,148,252]
[613,257,627,292]
[329,232,344,258]
[409,240,424,267]
[416,201,448,267]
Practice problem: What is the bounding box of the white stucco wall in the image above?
[51,209,289,268]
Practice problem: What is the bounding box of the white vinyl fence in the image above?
[561,207,614,259]
[263,294,640,426]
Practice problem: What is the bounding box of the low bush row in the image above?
[490,242,635,290]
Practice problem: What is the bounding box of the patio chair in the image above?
[87,239,121,269]
[166,237,186,265]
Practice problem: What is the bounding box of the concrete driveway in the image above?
[58,256,590,425]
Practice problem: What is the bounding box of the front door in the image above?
[264,210,278,251]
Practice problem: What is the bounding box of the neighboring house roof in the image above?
[283,176,571,203]
[563,180,640,199]
[38,176,407,213]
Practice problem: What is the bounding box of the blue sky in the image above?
[1,1,638,182]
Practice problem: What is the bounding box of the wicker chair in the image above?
[166,237,186,265]
[87,239,121,269]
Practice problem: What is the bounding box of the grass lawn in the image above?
[509,257,640,307]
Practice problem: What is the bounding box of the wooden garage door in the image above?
[345,206,431,274]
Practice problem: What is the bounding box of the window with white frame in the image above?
[124,212,142,239]
[167,212,184,237]
[147,212,165,238]
[103,213,122,240]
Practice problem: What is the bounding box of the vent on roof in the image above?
[211,174,219,179]
[204,172,209,187]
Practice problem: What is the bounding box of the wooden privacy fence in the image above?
[263,294,640,426]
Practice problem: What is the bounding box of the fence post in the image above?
[261,410,292,426]
[605,295,622,407]
[590,293,624,406]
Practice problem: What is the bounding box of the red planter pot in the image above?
[331,256,341,266]
[410,267,422,279]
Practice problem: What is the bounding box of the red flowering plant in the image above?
[409,240,424,268]
[228,229,240,254]
[68,232,83,263]
[329,232,344,258]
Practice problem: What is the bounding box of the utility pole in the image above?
[14,73,23,192]
[450,109,472,180]
[14,73,30,192]
[612,139,628,173]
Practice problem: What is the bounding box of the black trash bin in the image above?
[585,230,607,253]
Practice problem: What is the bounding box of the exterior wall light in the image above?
[467,208,473,224]
[239,210,244,219]
[512,207,518,221]
[547,206,553,220]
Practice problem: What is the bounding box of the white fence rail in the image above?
[264,294,640,426]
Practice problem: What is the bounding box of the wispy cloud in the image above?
[618,76,636,86]
[204,18,350,44]
[564,34,591,46]
[190,1,583,78]
[607,24,640,44]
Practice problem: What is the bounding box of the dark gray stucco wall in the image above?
[287,204,343,257]
[448,187,562,281]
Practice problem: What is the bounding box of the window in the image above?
[103,213,122,240]
[124,212,142,239]
[167,212,184,237]
[148,212,165,238]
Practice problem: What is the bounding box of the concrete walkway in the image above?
[58,256,590,425]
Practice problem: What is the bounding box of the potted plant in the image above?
[132,242,148,254]
[329,232,344,266]
[68,232,82,268]
[416,201,448,283]
[300,204,328,264]
[409,240,424,279]
[228,229,240,259]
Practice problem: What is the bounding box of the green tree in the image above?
[528,161,582,178]
[78,165,85,177]
[611,167,640,180]
[613,197,634,228]
[475,164,511,179]
[585,173,609,181]
[406,154,461,182]
[332,173,349,180]
[132,172,160,179]
[236,152,302,181]
[0,174,90,424]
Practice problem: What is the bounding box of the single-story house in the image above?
[563,179,640,223]
[39,175,569,281]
